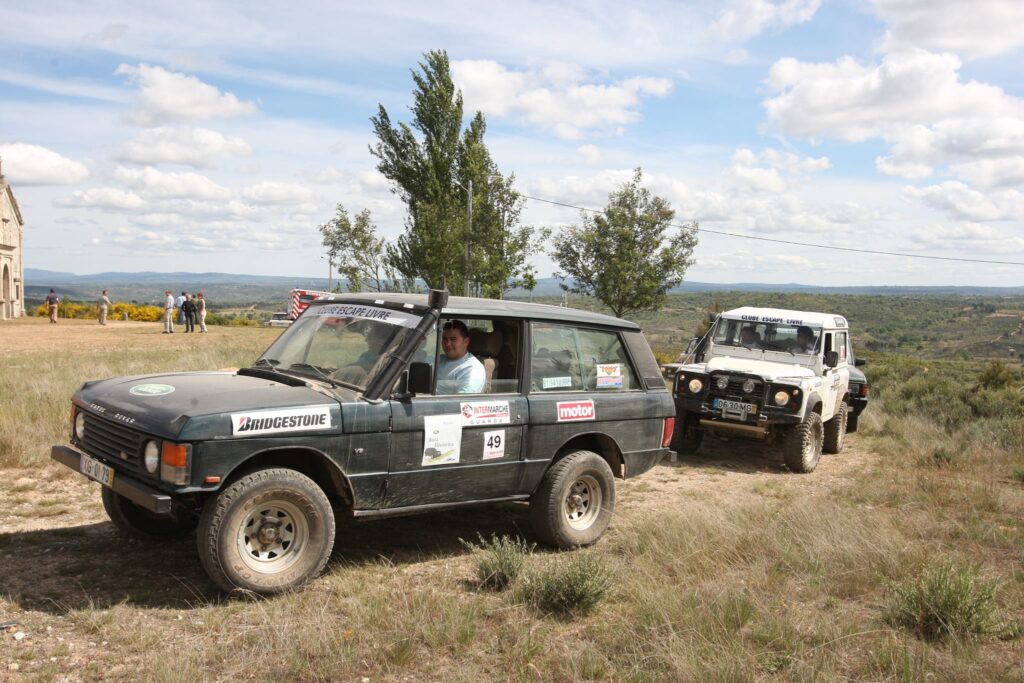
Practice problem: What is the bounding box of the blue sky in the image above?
[2,0,1023,286]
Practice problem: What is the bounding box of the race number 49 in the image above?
[483,430,505,460]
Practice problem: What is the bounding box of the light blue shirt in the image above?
[436,352,486,394]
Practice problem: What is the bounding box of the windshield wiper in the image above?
[286,362,339,388]
[253,357,280,368]
[762,342,795,356]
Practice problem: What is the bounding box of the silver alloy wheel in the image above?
[803,419,823,467]
[236,500,309,575]
[564,475,602,530]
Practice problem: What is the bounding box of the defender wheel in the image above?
[530,450,616,549]
[823,402,849,454]
[102,487,196,540]
[671,417,704,455]
[197,468,335,595]
[783,411,824,473]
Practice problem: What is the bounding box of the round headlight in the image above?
[715,376,729,390]
[688,378,703,393]
[144,441,160,473]
[774,390,790,406]
[742,379,756,393]
[74,412,86,440]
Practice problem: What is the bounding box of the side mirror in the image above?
[408,361,432,395]
[824,351,839,368]
[685,337,698,354]
[855,358,867,367]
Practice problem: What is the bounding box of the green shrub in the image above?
[518,553,612,616]
[461,533,535,591]
[978,361,1018,390]
[928,444,965,469]
[885,560,1002,641]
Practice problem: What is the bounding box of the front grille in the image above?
[81,412,146,474]
[707,373,765,404]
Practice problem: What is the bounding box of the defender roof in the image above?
[308,292,641,330]
[721,307,847,329]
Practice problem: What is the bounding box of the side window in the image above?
[531,323,583,392]
[576,328,639,391]
[433,318,521,395]
[836,332,848,362]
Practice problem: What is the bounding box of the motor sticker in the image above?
[595,363,623,389]
[460,400,511,426]
[542,376,573,389]
[556,399,596,422]
[129,383,175,396]
[482,430,505,460]
[422,414,462,466]
[231,405,333,436]
[314,304,420,328]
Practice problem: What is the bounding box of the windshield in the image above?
[712,318,821,355]
[256,303,424,389]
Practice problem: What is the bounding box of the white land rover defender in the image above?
[671,307,852,473]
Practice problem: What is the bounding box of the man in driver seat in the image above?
[436,320,485,394]
[793,325,817,354]
[740,326,761,349]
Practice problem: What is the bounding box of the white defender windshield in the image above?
[256,304,424,389]
[713,318,821,355]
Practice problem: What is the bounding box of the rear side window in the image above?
[530,324,638,392]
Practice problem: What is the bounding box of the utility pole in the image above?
[464,178,472,297]
[327,254,333,292]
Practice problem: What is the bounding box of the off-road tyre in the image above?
[671,415,704,455]
[197,468,335,595]
[530,450,616,549]
[823,401,849,454]
[783,411,824,473]
[102,487,196,540]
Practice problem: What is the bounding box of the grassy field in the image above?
[1,317,1023,681]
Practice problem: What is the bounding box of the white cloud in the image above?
[727,148,830,193]
[709,0,820,43]
[117,126,253,168]
[910,222,1024,252]
[115,63,259,125]
[576,144,602,164]
[873,0,1024,60]
[905,181,1024,221]
[452,60,672,139]
[241,181,316,206]
[0,143,90,186]
[62,187,146,210]
[114,166,232,200]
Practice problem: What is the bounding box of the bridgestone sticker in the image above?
[422,414,462,466]
[314,304,420,328]
[231,405,333,436]
[460,400,511,426]
[556,399,596,422]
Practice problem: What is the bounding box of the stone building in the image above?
[0,159,26,319]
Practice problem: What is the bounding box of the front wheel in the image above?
[783,411,824,473]
[530,450,616,548]
[197,468,335,594]
[102,487,196,540]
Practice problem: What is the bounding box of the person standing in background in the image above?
[183,295,197,333]
[45,289,59,323]
[175,291,187,324]
[163,290,175,334]
[197,292,208,333]
[98,290,112,325]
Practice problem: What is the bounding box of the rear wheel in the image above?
[823,402,849,454]
[530,450,615,548]
[102,487,196,540]
[197,468,335,595]
[783,411,824,473]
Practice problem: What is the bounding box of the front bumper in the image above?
[51,445,173,514]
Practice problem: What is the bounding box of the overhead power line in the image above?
[520,194,1024,267]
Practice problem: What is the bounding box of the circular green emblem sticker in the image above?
[129,383,176,396]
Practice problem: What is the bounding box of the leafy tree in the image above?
[370,49,541,296]
[552,168,698,319]
[318,204,394,293]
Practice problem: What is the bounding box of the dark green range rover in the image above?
[53,291,675,594]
